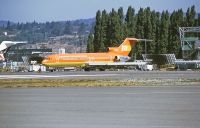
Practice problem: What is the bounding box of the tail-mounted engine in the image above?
[114,56,131,62]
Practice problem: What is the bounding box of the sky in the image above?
[0,0,199,23]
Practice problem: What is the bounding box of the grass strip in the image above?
[0,79,200,88]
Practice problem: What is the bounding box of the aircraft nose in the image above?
[42,59,47,65]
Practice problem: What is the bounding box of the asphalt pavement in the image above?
[0,70,200,80]
[0,86,200,128]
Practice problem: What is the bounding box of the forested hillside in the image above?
[87,5,200,59]
[0,18,95,44]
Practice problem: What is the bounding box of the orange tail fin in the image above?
[108,38,138,56]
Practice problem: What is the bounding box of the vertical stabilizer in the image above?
[108,38,138,56]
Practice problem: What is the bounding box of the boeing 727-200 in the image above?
[42,38,141,69]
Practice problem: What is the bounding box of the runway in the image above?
[0,86,200,128]
[0,70,200,80]
[0,71,200,127]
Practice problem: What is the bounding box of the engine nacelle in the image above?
[114,56,131,62]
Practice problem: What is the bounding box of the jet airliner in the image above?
[42,38,140,68]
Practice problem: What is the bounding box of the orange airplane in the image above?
[42,38,140,68]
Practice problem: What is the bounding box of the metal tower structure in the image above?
[179,26,200,59]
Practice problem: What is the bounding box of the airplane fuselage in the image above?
[42,38,139,68]
[42,52,118,67]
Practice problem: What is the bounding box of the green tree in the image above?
[159,11,170,54]
[135,8,145,58]
[86,33,94,53]
[168,9,184,56]
[117,7,125,41]
[125,6,136,37]
[124,6,136,60]
[106,8,121,47]
[186,5,196,26]
[88,5,198,58]
[150,10,159,54]
[99,10,108,51]
[154,12,161,54]
[144,7,153,54]
[93,10,102,52]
